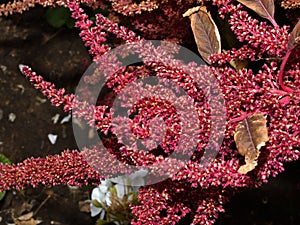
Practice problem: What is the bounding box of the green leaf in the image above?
[0,192,5,201]
[96,219,115,225]
[131,193,139,206]
[0,154,10,201]
[65,17,75,29]
[0,154,10,164]
[46,7,71,28]
[92,199,103,208]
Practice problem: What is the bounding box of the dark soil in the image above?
[0,7,95,225]
[0,7,299,225]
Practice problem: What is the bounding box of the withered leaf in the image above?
[236,0,276,26]
[14,218,37,225]
[189,6,221,64]
[229,57,249,70]
[17,212,34,221]
[78,200,91,213]
[183,6,201,18]
[14,212,37,225]
[234,112,269,174]
[287,20,300,50]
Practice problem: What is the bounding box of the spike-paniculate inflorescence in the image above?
[1,0,300,224]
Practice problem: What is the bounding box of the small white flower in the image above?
[90,169,148,219]
[110,169,148,199]
[90,180,112,217]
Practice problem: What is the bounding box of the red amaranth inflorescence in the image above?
[0,0,300,224]
[0,150,101,191]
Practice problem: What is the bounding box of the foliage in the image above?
[0,154,11,201]
[0,153,11,165]
[45,6,75,28]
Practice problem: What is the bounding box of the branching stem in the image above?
[278,48,294,93]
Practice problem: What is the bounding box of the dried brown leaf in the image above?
[236,0,276,26]
[287,20,300,50]
[183,6,201,17]
[234,112,269,174]
[78,200,91,213]
[229,58,249,70]
[17,212,33,221]
[189,6,221,64]
[14,212,36,225]
[14,218,37,225]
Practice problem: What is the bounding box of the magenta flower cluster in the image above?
[0,0,299,224]
[0,150,100,190]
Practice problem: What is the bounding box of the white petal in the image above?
[51,114,60,124]
[105,192,112,206]
[128,169,148,182]
[90,203,102,217]
[8,113,16,122]
[60,114,71,124]
[100,179,112,189]
[131,186,140,193]
[131,177,145,187]
[110,176,127,185]
[136,169,148,177]
[99,209,105,220]
[99,184,109,193]
[91,187,104,201]
[47,134,58,145]
[115,183,126,199]
[99,180,112,193]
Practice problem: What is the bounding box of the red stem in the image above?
[278,49,294,93]
[292,131,300,138]
[229,111,254,123]
[269,89,288,95]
